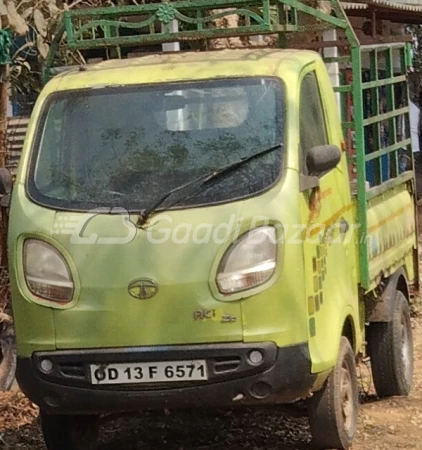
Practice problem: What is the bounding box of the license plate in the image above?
[89,360,208,385]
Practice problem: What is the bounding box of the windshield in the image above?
[28,77,284,211]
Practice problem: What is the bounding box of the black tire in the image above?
[308,336,359,450]
[40,412,100,450]
[0,323,16,391]
[368,290,413,398]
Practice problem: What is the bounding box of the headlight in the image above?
[217,226,277,294]
[24,239,74,303]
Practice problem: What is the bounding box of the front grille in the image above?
[33,343,277,390]
[212,356,242,373]
[60,363,85,380]
[55,354,243,388]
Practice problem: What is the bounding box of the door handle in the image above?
[339,217,349,234]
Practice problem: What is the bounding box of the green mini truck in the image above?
[3,0,418,449]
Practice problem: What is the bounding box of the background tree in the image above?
[1,0,147,109]
[410,25,422,104]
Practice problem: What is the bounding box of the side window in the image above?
[300,71,328,173]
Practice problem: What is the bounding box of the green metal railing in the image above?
[42,0,354,83]
[361,44,412,197]
[330,41,413,287]
[43,0,415,290]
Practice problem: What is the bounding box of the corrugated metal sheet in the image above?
[369,0,422,11]
[342,0,422,10]
[6,116,29,174]
[388,0,422,5]
[342,2,369,9]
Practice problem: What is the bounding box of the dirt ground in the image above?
[0,317,420,450]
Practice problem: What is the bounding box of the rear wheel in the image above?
[307,336,358,449]
[368,290,413,397]
[40,412,100,450]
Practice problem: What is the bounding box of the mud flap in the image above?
[365,268,409,323]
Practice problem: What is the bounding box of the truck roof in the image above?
[45,48,321,93]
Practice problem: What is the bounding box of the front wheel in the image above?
[368,290,413,397]
[40,412,100,450]
[307,336,358,450]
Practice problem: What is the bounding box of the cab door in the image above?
[298,66,358,373]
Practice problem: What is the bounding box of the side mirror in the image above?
[299,145,341,192]
[0,168,12,195]
[307,145,341,176]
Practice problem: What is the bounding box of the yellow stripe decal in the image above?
[367,204,413,234]
[306,203,353,238]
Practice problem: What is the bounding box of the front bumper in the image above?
[17,342,317,414]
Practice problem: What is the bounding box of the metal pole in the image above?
[0,17,9,268]
[0,64,8,169]
[161,20,180,52]
[323,29,341,117]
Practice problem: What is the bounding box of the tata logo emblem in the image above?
[128,278,158,299]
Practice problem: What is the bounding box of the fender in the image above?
[365,268,409,322]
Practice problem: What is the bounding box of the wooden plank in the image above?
[5,116,29,171]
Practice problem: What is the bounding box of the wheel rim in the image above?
[400,312,413,387]
[341,363,355,434]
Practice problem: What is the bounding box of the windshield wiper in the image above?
[137,143,283,227]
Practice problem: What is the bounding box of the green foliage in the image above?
[0,30,12,65]
[4,0,143,100]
